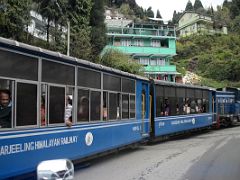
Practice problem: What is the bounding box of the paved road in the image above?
[74,126,240,180]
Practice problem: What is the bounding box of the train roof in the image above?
[0,37,149,82]
[153,79,212,90]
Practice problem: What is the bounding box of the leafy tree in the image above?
[101,49,143,75]
[0,0,32,41]
[193,0,204,10]
[146,7,154,18]
[230,0,240,18]
[90,0,107,62]
[119,3,134,17]
[185,0,194,11]
[156,9,162,19]
[71,28,92,60]
[172,10,182,24]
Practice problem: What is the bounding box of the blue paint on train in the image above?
[0,120,144,178]
[154,114,212,136]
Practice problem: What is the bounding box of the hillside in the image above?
[173,33,240,88]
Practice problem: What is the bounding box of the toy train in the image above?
[0,37,239,179]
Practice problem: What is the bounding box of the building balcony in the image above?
[104,45,176,56]
[143,65,177,74]
[107,26,176,39]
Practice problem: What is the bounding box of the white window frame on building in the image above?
[151,40,161,47]
[134,39,144,47]
[121,39,131,46]
[139,57,149,65]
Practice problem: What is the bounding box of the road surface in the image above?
[74,126,240,180]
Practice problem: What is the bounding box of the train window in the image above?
[195,89,203,113]
[41,85,47,126]
[203,90,209,99]
[186,88,194,98]
[156,96,164,117]
[103,74,121,92]
[122,94,129,119]
[0,79,13,129]
[77,89,89,122]
[109,93,120,120]
[156,85,164,117]
[176,88,185,97]
[156,85,164,97]
[49,86,65,124]
[16,82,37,126]
[203,90,209,113]
[195,89,202,98]
[78,68,101,89]
[183,98,191,114]
[103,92,108,120]
[122,78,135,93]
[65,87,74,123]
[164,86,175,97]
[42,60,75,85]
[0,49,38,81]
[130,95,135,118]
[90,91,101,121]
[176,88,185,115]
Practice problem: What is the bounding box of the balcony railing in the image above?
[104,45,176,56]
[107,26,176,38]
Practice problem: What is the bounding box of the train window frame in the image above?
[103,73,121,92]
[121,93,130,119]
[0,48,39,81]
[78,67,101,89]
[48,84,66,125]
[90,90,101,121]
[15,80,39,128]
[108,92,121,120]
[122,78,136,93]
[155,85,164,117]
[42,59,75,86]
[0,78,14,130]
[77,88,90,123]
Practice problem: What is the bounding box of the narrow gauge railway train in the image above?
[214,87,240,127]
[0,37,239,179]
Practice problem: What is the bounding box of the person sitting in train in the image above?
[0,89,11,128]
[65,95,73,127]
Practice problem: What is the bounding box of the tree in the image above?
[101,49,143,75]
[172,10,182,24]
[185,0,194,11]
[0,0,32,41]
[146,7,154,18]
[156,9,162,19]
[193,0,204,10]
[90,0,107,62]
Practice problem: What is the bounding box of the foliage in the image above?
[100,49,143,75]
[146,7,154,18]
[0,0,32,41]
[185,1,193,11]
[90,0,107,62]
[193,0,204,10]
[156,10,162,19]
[174,34,240,86]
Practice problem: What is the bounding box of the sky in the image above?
[135,0,225,21]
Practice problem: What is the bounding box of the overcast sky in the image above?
[135,0,225,20]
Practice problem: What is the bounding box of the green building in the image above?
[103,19,179,82]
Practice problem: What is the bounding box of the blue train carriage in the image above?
[0,37,151,179]
[215,87,240,127]
[149,80,214,140]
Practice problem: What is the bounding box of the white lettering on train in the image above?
[0,135,78,156]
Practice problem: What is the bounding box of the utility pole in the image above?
[54,0,70,56]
